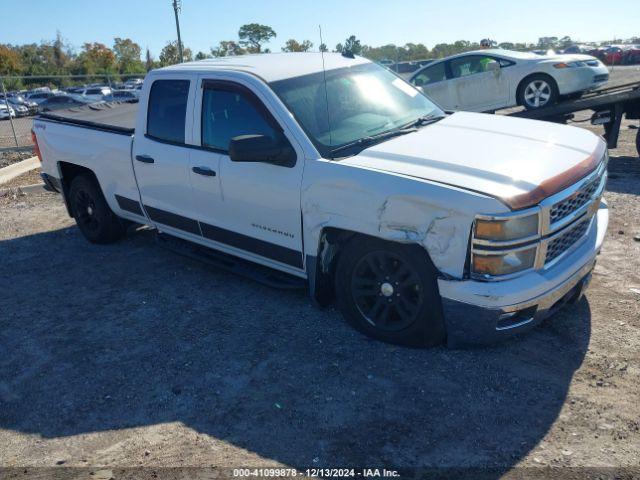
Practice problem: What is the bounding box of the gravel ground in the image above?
[0,167,42,191]
[0,149,35,169]
[0,84,639,478]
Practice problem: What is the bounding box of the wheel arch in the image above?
[515,72,558,106]
[307,227,441,307]
[57,162,98,217]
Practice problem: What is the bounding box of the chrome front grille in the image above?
[545,218,591,264]
[549,174,601,224]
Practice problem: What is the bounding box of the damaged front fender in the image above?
[302,160,509,279]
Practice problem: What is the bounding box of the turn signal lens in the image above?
[473,247,537,277]
[554,61,586,69]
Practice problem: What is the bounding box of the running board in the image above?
[155,232,307,290]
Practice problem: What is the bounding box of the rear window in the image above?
[146,80,190,144]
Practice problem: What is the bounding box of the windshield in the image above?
[270,62,444,158]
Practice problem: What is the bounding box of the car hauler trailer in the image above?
[508,81,640,157]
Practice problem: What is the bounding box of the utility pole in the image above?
[172,0,184,63]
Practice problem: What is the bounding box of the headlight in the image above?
[474,213,539,242]
[554,61,587,68]
[472,211,540,279]
[473,247,537,276]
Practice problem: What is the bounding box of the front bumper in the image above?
[556,65,610,94]
[438,202,608,347]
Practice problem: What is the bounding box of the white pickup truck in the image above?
[33,53,609,347]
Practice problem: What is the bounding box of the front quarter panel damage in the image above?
[302,159,510,279]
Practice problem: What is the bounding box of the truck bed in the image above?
[38,101,137,135]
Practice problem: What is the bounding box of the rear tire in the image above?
[334,237,446,347]
[69,174,125,244]
[518,74,559,110]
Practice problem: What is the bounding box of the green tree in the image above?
[145,48,156,71]
[195,51,212,60]
[537,37,559,49]
[558,36,574,49]
[211,40,246,57]
[52,31,71,70]
[159,41,193,66]
[342,35,362,55]
[74,42,116,74]
[319,43,328,52]
[113,37,144,74]
[282,39,313,52]
[0,45,23,75]
[238,23,276,53]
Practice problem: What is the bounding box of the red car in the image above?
[601,46,625,65]
[623,46,640,65]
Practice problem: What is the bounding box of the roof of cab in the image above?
[156,52,371,82]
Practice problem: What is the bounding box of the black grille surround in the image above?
[549,174,601,224]
[545,218,591,265]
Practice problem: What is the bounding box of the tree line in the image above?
[1,24,638,88]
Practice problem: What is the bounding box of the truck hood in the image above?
[341,112,605,210]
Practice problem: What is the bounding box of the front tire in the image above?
[636,128,640,158]
[69,174,125,244]
[335,237,446,347]
[518,74,559,110]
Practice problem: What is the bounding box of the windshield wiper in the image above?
[329,127,417,157]
[402,113,445,129]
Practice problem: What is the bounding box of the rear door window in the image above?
[146,79,190,144]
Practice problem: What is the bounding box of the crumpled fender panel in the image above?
[301,159,508,279]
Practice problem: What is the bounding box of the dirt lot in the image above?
[0,86,639,478]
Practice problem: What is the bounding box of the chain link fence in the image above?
[0,74,145,152]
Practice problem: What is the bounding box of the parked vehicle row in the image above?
[0,82,143,120]
[410,49,609,111]
[567,45,640,65]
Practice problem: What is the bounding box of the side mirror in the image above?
[229,133,296,168]
[486,60,500,72]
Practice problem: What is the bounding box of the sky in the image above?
[2,0,638,57]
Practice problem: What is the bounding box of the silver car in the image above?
[410,49,609,111]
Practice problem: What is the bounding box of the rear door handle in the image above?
[135,155,154,164]
[192,166,216,177]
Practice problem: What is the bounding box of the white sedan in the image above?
[0,104,16,119]
[409,49,609,111]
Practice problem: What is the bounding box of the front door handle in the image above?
[136,155,154,164]
[192,166,216,177]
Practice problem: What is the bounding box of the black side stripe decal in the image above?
[136,203,303,269]
[200,221,303,269]
[144,205,201,235]
[115,194,143,215]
